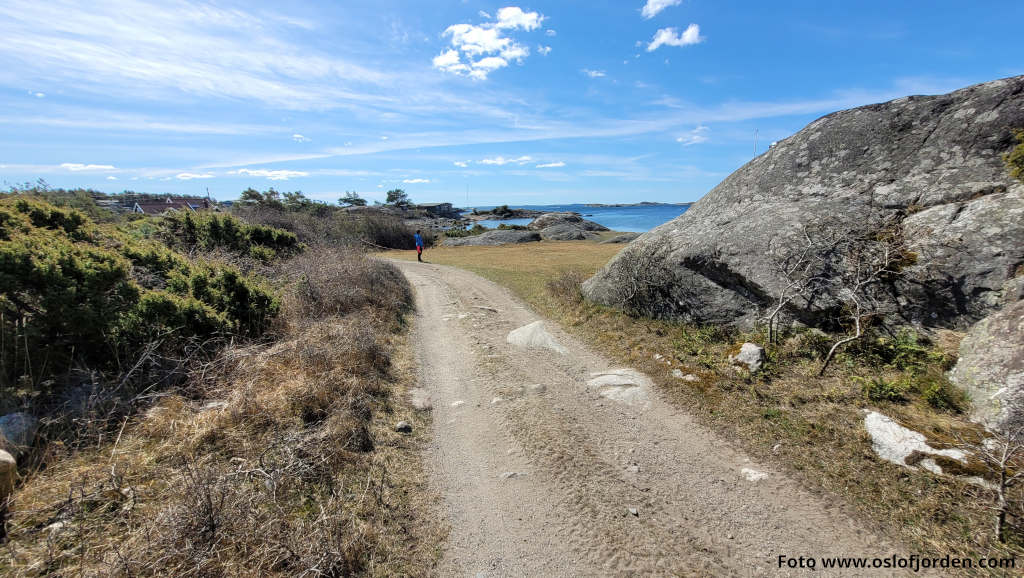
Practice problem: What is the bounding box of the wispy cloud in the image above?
[676,125,709,145]
[230,168,308,180]
[60,163,116,171]
[582,69,607,78]
[176,172,214,180]
[537,45,552,56]
[479,155,533,165]
[402,178,430,183]
[641,0,683,19]
[292,134,310,142]
[453,160,469,167]
[648,24,703,51]
[535,161,565,168]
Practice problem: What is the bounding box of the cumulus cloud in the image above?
[479,155,532,165]
[641,0,683,19]
[495,7,543,30]
[231,168,308,180]
[433,7,543,80]
[582,69,606,78]
[292,133,310,142]
[676,125,709,145]
[402,178,430,183]
[176,172,215,180]
[647,24,703,51]
[535,161,565,168]
[537,45,552,56]
[60,163,116,171]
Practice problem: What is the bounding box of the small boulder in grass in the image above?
[395,421,413,434]
[729,343,766,374]
[0,449,16,504]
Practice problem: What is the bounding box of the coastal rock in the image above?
[539,224,601,241]
[443,230,541,246]
[582,76,1024,330]
[948,299,1024,430]
[528,212,608,232]
[0,412,39,456]
[600,232,641,244]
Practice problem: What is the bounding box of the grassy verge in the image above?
[380,240,1022,570]
[2,249,443,576]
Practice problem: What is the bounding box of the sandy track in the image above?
[393,260,904,577]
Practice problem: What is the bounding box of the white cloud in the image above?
[60,162,116,171]
[479,155,532,165]
[582,69,606,78]
[495,7,543,31]
[641,0,683,19]
[380,136,389,140]
[478,10,492,19]
[676,125,709,145]
[545,29,556,37]
[292,133,310,142]
[647,24,703,51]
[535,161,565,168]
[231,168,309,180]
[434,7,543,80]
[402,178,430,183]
[27,91,45,98]
[537,45,552,56]
[176,172,215,180]
[453,160,469,168]
[106,176,117,180]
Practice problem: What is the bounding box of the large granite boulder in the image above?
[444,230,541,246]
[948,295,1024,431]
[583,76,1024,329]
[528,212,609,232]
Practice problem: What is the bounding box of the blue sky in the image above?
[1,1,1021,206]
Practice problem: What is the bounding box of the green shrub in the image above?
[856,376,909,403]
[1005,129,1024,182]
[161,211,302,261]
[0,198,280,392]
[914,371,967,412]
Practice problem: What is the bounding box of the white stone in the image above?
[506,321,567,354]
[729,343,766,373]
[863,411,967,472]
[0,449,16,504]
[409,388,432,411]
[450,400,465,408]
[587,369,652,407]
[741,467,768,482]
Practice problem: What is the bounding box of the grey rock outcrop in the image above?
[600,232,641,244]
[949,298,1024,430]
[0,412,39,456]
[583,76,1024,330]
[444,230,541,246]
[528,212,609,232]
[539,224,601,241]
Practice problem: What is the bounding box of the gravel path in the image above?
[394,260,906,577]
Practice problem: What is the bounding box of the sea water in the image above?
[472,203,689,233]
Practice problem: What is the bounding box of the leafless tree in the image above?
[606,243,676,318]
[959,425,1024,542]
[762,225,830,346]
[816,215,910,375]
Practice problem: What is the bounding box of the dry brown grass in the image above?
[379,240,1024,571]
[1,248,443,576]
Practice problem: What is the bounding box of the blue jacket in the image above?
[414,233,423,247]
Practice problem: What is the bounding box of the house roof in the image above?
[133,200,195,214]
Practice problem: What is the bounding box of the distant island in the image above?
[583,202,693,208]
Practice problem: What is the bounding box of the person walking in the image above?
[414,230,424,262]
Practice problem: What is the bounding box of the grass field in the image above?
[379,238,1023,572]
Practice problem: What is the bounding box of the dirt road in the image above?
[394,260,900,576]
